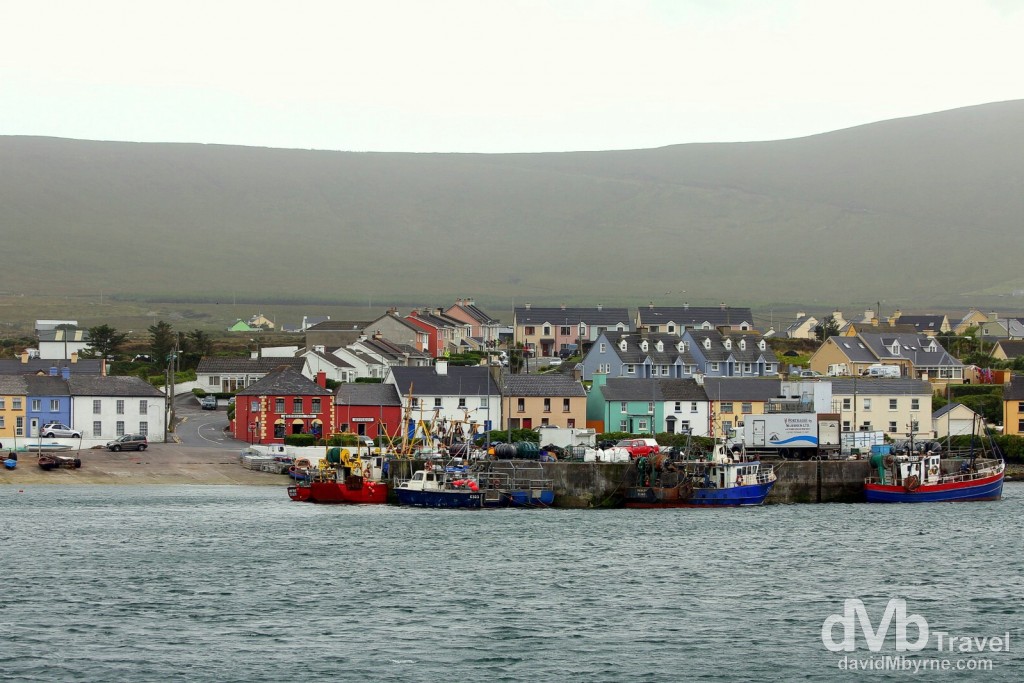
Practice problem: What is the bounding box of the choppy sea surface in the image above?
[1,484,1022,682]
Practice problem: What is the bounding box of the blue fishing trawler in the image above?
[625,442,776,508]
[864,448,1004,503]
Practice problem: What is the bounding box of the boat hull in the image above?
[625,481,775,508]
[865,472,1003,503]
[288,480,388,504]
[395,489,486,508]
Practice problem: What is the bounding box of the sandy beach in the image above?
[0,443,287,486]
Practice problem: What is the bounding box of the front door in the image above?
[29,417,39,438]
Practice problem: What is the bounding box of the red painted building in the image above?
[233,368,334,444]
[334,383,404,440]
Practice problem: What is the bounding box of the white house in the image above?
[386,361,502,429]
[67,375,167,442]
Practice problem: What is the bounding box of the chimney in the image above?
[560,303,566,310]
[387,306,397,316]
[525,302,532,310]
[988,311,998,323]
[797,311,805,318]
[435,359,448,375]
[597,303,603,311]
[649,301,654,310]
[373,330,383,340]
[71,351,78,363]
[316,371,326,388]
[720,302,726,310]
[684,302,689,310]
[61,366,70,380]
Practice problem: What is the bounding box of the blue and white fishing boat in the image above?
[864,448,1004,503]
[625,441,776,508]
[395,462,505,509]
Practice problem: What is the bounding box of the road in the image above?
[172,394,243,449]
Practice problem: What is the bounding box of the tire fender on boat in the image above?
[904,475,921,492]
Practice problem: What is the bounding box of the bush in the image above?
[284,434,318,447]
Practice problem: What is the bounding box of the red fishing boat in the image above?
[287,447,389,504]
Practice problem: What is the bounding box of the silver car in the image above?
[40,422,82,438]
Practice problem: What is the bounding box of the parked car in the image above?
[200,396,218,410]
[40,422,81,438]
[106,434,149,451]
[548,358,563,367]
[799,370,822,378]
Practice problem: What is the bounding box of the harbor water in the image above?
[2,484,1022,681]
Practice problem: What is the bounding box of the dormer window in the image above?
[891,342,900,354]
[703,338,712,350]
[655,340,664,352]
[739,339,746,351]
[758,339,766,351]
[619,339,628,352]
[676,341,685,352]
[640,340,648,352]
[723,338,732,350]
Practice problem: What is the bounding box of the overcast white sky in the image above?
[3,0,1022,153]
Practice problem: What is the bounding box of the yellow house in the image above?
[953,308,990,335]
[248,313,276,330]
[1004,376,1024,436]
[0,375,29,445]
[502,373,587,430]
[702,377,781,439]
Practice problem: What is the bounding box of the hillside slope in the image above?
[3,100,1023,309]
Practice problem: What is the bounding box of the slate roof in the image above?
[306,320,372,331]
[305,348,354,369]
[236,368,332,396]
[389,366,498,396]
[785,315,816,334]
[829,378,933,395]
[1005,376,1024,401]
[0,374,29,395]
[995,340,1024,359]
[449,302,499,325]
[502,373,587,397]
[602,331,698,365]
[24,375,71,395]
[895,315,946,333]
[66,375,166,397]
[826,336,878,363]
[637,305,754,329]
[37,328,90,343]
[0,359,106,376]
[358,336,429,362]
[197,357,306,373]
[686,330,777,363]
[514,306,631,328]
[334,383,402,406]
[859,333,961,367]
[601,378,708,402]
[701,377,782,402]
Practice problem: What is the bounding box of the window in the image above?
[32,399,41,411]
[863,398,872,411]
[15,416,23,436]
[458,397,467,409]
[638,419,648,431]
[911,398,920,410]
[379,422,388,434]
[0,398,4,409]
[541,418,549,426]
[434,398,442,408]
[888,421,898,433]
[560,326,571,336]
[647,402,655,413]
[842,398,851,410]
[251,401,259,412]
[889,399,898,410]
[1019,418,1024,432]
[674,401,681,412]
[621,402,628,413]
[209,376,219,386]
[543,326,551,336]
[710,362,720,372]
[412,397,420,408]
[567,419,576,428]
[722,420,734,435]
[742,403,752,414]
[93,399,101,414]
[139,422,148,436]
[562,398,570,412]
[525,326,535,335]
[620,420,628,431]
[667,325,675,333]
[720,402,734,413]
[311,398,321,413]
[517,399,525,413]
[116,421,125,436]
[292,398,302,412]
[139,400,147,415]
[0,416,3,428]
[679,420,690,434]
[743,363,752,373]
[691,402,698,413]
[650,325,660,333]
[93,421,102,436]
[625,364,635,374]
[860,422,872,431]
[842,421,851,432]
[116,400,125,415]
[275,398,285,413]
[480,397,488,408]
[543,398,551,413]
[599,343,606,353]
[13,398,21,410]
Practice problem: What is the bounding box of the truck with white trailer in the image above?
[742,412,841,459]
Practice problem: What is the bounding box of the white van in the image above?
[827,363,850,376]
[863,364,901,378]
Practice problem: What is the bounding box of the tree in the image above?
[187,329,214,359]
[149,320,176,366]
[86,324,129,360]
[814,314,841,341]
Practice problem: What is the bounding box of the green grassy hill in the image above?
[3,100,1023,312]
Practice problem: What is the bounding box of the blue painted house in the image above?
[25,373,73,438]
[580,332,699,382]
[681,330,778,378]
